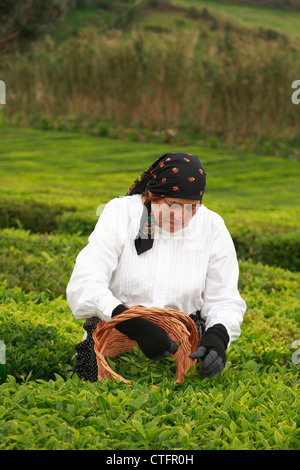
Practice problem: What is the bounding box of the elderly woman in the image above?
[67,152,246,381]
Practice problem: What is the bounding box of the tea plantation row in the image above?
[0,203,299,272]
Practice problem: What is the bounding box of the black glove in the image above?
[112,304,179,360]
[189,324,229,378]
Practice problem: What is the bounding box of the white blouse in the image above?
[66,194,246,345]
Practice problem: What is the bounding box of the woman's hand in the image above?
[189,324,229,378]
[126,319,179,359]
[112,304,179,359]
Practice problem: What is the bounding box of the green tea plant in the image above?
[0,243,299,449]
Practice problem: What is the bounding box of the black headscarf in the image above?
[125,152,206,255]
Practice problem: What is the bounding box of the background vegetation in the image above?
[0,0,299,451]
[1,0,300,157]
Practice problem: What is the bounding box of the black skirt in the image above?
[75,311,205,382]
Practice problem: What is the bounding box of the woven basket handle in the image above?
[104,305,198,333]
[93,305,200,385]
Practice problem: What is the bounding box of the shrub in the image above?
[0,286,80,383]
[0,228,86,298]
[0,230,299,450]
[0,255,299,385]
[232,228,300,271]
[0,199,76,233]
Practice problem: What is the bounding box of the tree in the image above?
[0,0,73,50]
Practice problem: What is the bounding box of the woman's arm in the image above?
[189,218,246,377]
[66,198,125,322]
[201,219,247,346]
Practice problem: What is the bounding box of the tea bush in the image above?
[0,228,85,299]
[0,199,76,234]
[234,229,300,272]
[0,256,299,384]
[0,250,299,449]
[0,228,299,303]
[0,361,299,450]
[59,216,300,270]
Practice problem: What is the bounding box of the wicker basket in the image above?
[92,305,199,385]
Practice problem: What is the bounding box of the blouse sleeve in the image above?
[201,218,247,346]
[66,198,125,322]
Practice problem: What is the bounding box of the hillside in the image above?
[1,0,300,156]
[52,0,300,43]
[1,0,300,158]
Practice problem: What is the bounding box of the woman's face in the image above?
[148,191,201,232]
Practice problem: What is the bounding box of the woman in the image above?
[67,152,246,381]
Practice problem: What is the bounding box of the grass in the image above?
[52,1,300,42]
[0,127,299,449]
[50,6,111,42]
[171,0,300,40]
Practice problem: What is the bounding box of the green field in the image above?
[0,127,299,450]
[51,0,300,42]
[171,0,300,39]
